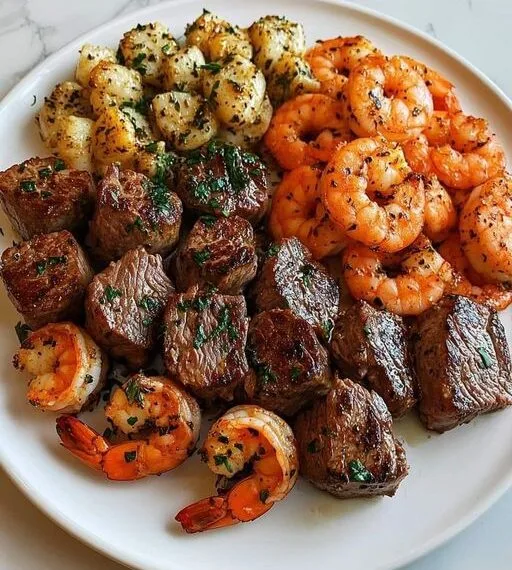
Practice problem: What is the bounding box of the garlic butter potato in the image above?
[131,141,168,178]
[55,116,95,172]
[75,44,117,87]
[92,106,138,171]
[218,95,273,148]
[249,15,307,74]
[89,61,144,116]
[202,54,266,128]
[37,81,92,148]
[266,54,320,106]
[118,22,179,87]
[152,91,218,150]
[162,45,205,92]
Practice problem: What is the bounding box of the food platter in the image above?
[0,1,511,569]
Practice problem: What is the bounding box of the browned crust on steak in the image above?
[244,309,332,416]
[295,376,408,498]
[0,157,94,239]
[0,230,93,328]
[331,301,417,417]
[413,295,512,432]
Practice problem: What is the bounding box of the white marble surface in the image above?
[0,0,511,568]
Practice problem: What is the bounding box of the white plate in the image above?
[0,1,511,569]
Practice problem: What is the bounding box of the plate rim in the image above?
[1,1,511,569]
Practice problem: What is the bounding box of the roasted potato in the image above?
[162,45,205,92]
[249,15,307,74]
[75,44,117,87]
[55,116,95,172]
[266,54,320,106]
[152,91,218,151]
[202,54,266,128]
[218,95,272,148]
[131,141,168,178]
[92,106,138,171]
[89,61,143,116]
[37,81,92,148]
[118,22,179,87]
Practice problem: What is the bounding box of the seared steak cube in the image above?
[295,376,408,498]
[88,165,182,263]
[330,301,417,417]
[413,295,512,432]
[250,237,339,339]
[0,230,93,328]
[163,285,249,400]
[244,309,332,416]
[175,215,257,294]
[175,141,270,224]
[0,157,94,239]
[85,247,174,368]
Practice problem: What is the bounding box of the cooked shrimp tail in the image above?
[175,405,298,533]
[57,374,201,481]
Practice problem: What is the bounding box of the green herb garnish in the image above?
[192,248,211,266]
[124,450,137,463]
[300,263,315,287]
[15,322,32,343]
[213,454,233,473]
[201,62,222,73]
[200,214,217,228]
[54,158,66,171]
[125,378,145,407]
[477,346,493,369]
[132,52,147,75]
[127,416,138,426]
[20,180,36,193]
[259,489,270,503]
[38,167,52,179]
[103,284,122,304]
[84,374,94,384]
[348,459,373,482]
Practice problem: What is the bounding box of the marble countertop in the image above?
[0,0,511,568]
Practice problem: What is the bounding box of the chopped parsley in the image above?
[54,158,66,171]
[126,216,146,233]
[200,214,217,228]
[322,319,334,341]
[290,366,302,380]
[348,459,373,482]
[201,62,222,73]
[362,325,371,337]
[144,141,160,153]
[193,323,208,349]
[124,378,145,407]
[15,321,32,343]
[20,180,36,193]
[124,450,137,463]
[300,263,315,287]
[137,295,161,313]
[84,374,94,384]
[266,243,280,258]
[224,144,249,192]
[257,364,277,385]
[102,284,122,304]
[259,489,270,503]
[161,43,173,55]
[35,255,67,276]
[213,454,233,473]
[127,416,138,426]
[193,305,238,349]
[38,167,52,179]
[132,52,147,75]
[192,247,211,266]
[477,346,493,369]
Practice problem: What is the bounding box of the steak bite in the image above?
[244,309,332,416]
[413,295,512,432]
[174,215,257,294]
[163,285,249,400]
[330,301,417,417]
[0,157,94,239]
[0,230,93,328]
[250,237,339,339]
[295,376,409,498]
[88,164,183,263]
[85,247,174,368]
[175,141,270,224]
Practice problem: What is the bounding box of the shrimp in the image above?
[459,175,512,283]
[269,165,347,259]
[438,233,512,311]
[320,137,425,252]
[175,405,298,533]
[305,35,380,100]
[13,322,108,414]
[423,175,457,242]
[264,93,352,170]
[399,56,461,113]
[56,374,201,480]
[342,234,454,315]
[344,55,433,141]
[402,111,506,189]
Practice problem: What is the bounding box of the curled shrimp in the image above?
[13,322,108,414]
[402,111,506,189]
[423,175,457,242]
[438,233,512,311]
[459,175,512,283]
[269,165,347,259]
[344,55,433,141]
[305,35,380,100]
[56,374,201,480]
[342,234,453,315]
[264,93,352,170]
[399,56,461,113]
[320,137,425,252]
[175,405,298,533]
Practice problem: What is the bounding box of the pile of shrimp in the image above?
[265,35,511,316]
